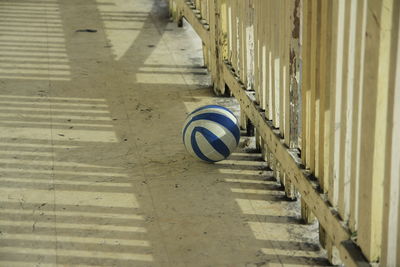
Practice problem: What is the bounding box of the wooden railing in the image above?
[168,0,400,266]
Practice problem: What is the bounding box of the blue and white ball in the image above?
[182,105,240,163]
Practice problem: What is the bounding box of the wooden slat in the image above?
[357,0,396,261]
[313,0,321,180]
[237,0,243,80]
[349,0,367,233]
[337,0,351,222]
[253,0,260,103]
[246,0,254,90]
[227,1,232,63]
[260,0,267,111]
[318,0,332,198]
[282,0,295,199]
[270,0,277,127]
[300,0,316,224]
[309,0,318,175]
[266,0,272,119]
[208,0,216,90]
[381,4,400,266]
[277,0,284,136]
[327,0,339,208]
[300,0,309,167]
[317,0,332,257]
[240,0,246,85]
[231,0,238,71]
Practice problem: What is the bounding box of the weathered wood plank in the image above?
[381,5,400,266]
[358,0,396,261]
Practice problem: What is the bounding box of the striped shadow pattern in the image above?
[182,105,240,163]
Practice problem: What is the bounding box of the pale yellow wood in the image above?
[317,0,330,254]
[308,0,317,174]
[241,0,247,85]
[326,238,342,265]
[327,0,339,208]
[349,0,367,232]
[381,4,400,266]
[270,0,278,128]
[318,0,334,198]
[337,0,352,222]
[227,1,232,63]
[231,0,237,70]
[300,0,316,225]
[282,0,296,200]
[207,0,214,75]
[215,0,229,93]
[300,0,309,167]
[271,153,280,185]
[278,0,285,137]
[301,198,315,224]
[266,0,273,119]
[208,0,218,93]
[261,0,268,111]
[283,173,296,200]
[358,0,396,261]
[246,0,254,90]
[237,0,243,81]
[253,0,260,103]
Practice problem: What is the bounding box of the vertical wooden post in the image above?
[316,0,334,257]
[254,0,260,104]
[381,3,400,266]
[266,0,273,120]
[300,0,315,225]
[210,0,228,95]
[270,0,277,128]
[231,0,238,71]
[358,0,397,261]
[246,0,254,90]
[327,0,339,211]
[337,0,352,223]
[349,0,367,234]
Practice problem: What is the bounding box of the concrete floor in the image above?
[0,0,331,266]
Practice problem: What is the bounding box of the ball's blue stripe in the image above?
[189,105,236,117]
[193,126,230,158]
[190,128,215,163]
[182,113,240,145]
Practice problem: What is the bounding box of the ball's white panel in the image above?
[195,132,225,162]
[187,120,237,149]
[183,123,196,157]
[219,130,238,151]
